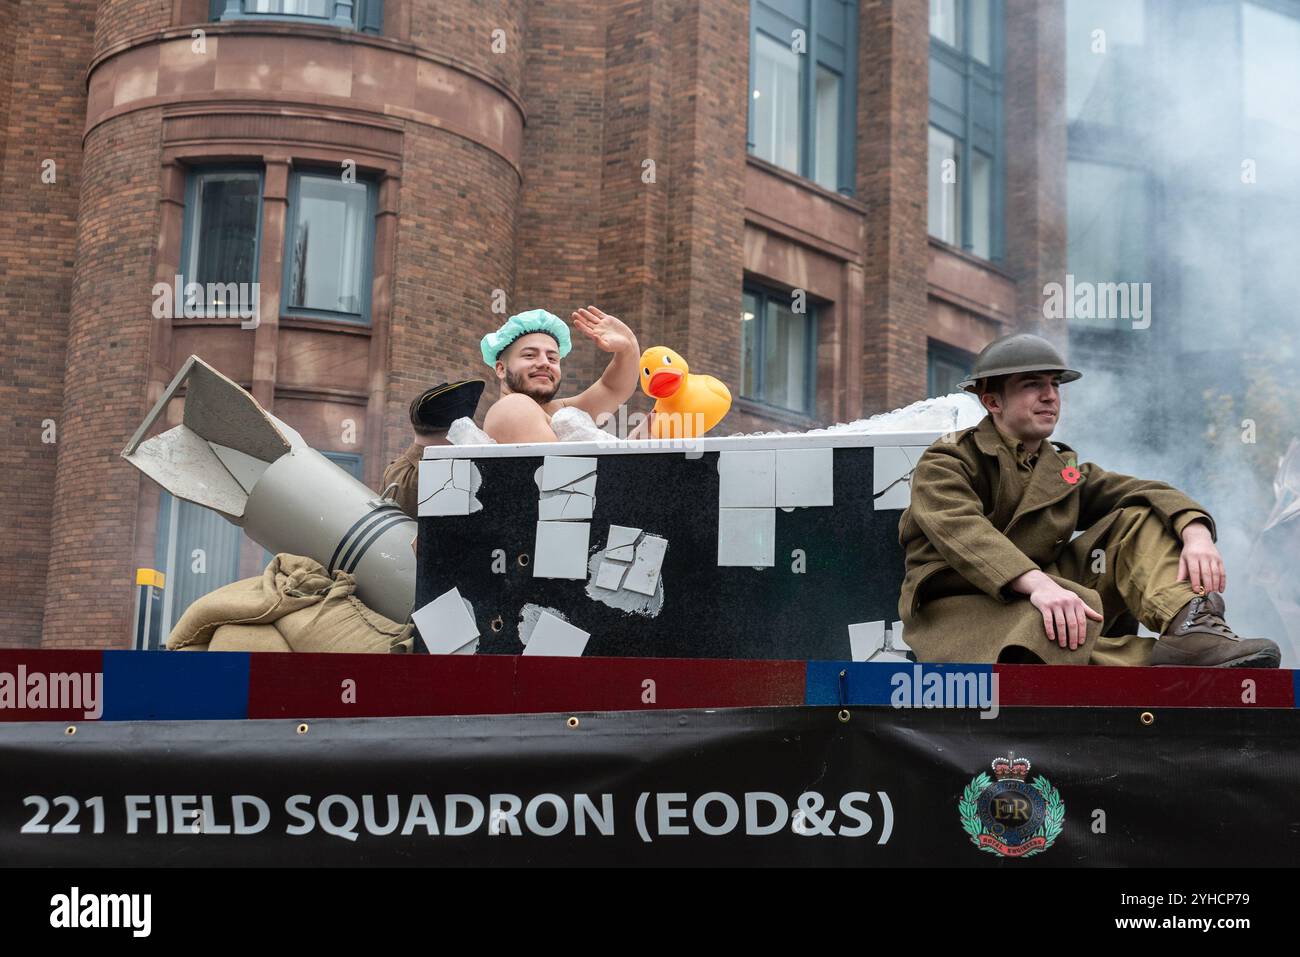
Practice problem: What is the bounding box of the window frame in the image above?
[928,0,1005,262]
[281,168,379,327]
[323,450,365,479]
[927,124,961,245]
[154,490,246,635]
[926,338,975,398]
[178,164,266,322]
[747,0,860,196]
[741,283,819,416]
[209,0,385,32]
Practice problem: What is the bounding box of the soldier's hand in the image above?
[1027,578,1103,651]
[1177,522,1225,595]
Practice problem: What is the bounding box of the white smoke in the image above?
[1059,0,1300,660]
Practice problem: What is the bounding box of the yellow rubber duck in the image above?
[638,346,732,438]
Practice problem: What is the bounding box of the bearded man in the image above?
[480,306,641,444]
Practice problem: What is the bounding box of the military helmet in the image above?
[956,333,1082,393]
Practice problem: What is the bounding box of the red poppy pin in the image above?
[1060,465,1081,485]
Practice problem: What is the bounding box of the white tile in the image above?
[717,507,775,567]
[717,450,776,507]
[565,473,598,497]
[411,588,480,655]
[538,490,594,520]
[606,524,642,552]
[418,459,474,516]
[450,459,482,497]
[624,534,668,595]
[873,484,911,511]
[872,447,908,494]
[523,611,591,657]
[419,487,471,517]
[467,461,483,512]
[890,619,912,654]
[605,525,640,562]
[594,559,628,591]
[873,446,929,490]
[540,455,598,491]
[848,620,886,662]
[418,458,454,502]
[873,446,920,511]
[776,448,833,507]
[533,520,591,579]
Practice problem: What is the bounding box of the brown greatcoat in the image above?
[897,415,1216,665]
[381,441,424,519]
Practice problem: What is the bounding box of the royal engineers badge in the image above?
[959,753,1064,858]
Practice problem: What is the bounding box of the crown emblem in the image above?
[991,752,1032,782]
[961,752,1063,858]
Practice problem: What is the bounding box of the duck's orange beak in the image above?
[647,368,684,398]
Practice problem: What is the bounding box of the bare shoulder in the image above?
[484,393,549,428]
[484,393,556,443]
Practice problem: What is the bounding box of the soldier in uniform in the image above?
[381,379,485,519]
[898,333,1281,668]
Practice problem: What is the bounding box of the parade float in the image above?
[1,356,1296,866]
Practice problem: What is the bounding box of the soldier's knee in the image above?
[1058,580,1104,636]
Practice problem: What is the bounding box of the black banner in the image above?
[2,706,1297,866]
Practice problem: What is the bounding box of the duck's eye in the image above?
[664,355,672,364]
[643,368,650,376]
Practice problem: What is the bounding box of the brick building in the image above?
[0,0,1065,647]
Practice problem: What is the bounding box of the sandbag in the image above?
[167,554,413,653]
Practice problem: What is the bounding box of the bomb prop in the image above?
[121,355,416,622]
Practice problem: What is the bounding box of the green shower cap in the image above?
[480,309,572,366]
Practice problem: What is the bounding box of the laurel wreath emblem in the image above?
[959,772,1064,857]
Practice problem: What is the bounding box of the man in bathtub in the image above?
[480,306,643,444]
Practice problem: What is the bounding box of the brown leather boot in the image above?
[1152,592,1281,668]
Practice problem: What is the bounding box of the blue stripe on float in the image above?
[805,660,995,708]
[101,650,249,721]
